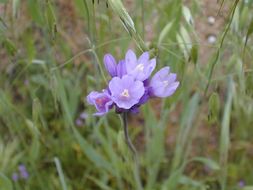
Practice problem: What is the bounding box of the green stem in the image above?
[122,112,137,156]
[122,112,143,190]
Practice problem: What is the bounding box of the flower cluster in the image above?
[87,49,179,115]
[12,164,29,182]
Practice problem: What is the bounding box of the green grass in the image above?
[0,0,253,189]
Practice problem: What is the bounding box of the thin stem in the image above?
[141,0,145,39]
[122,112,137,156]
[121,112,143,190]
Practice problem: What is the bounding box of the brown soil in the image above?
[194,0,230,64]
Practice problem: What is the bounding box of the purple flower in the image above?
[149,67,179,98]
[75,118,83,126]
[79,112,88,120]
[116,60,127,78]
[103,54,117,77]
[20,170,29,179]
[18,164,29,180]
[87,49,179,116]
[238,180,245,188]
[87,90,113,116]
[109,75,145,109]
[18,164,26,172]
[125,50,156,81]
[12,172,19,182]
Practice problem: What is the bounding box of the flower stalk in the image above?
[121,112,143,190]
[122,112,137,156]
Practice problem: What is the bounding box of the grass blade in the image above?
[54,157,68,190]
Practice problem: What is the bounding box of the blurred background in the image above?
[0,0,253,189]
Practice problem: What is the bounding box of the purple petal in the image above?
[116,60,127,78]
[238,180,245,187]
[150,67,179,98]
[103,54,117,77]
[138,89,150,105]
[151,66,170,82]
[86,90,113,116]
[75,118,83,126]
[18,164,26,172]
[138,52,149,64]
[130,106,140,114]
[125,49,137,73]
[163,81,180,97]
[20,170,29,179]
[12,173,19,182]
[86,91,99,105]
[143,58,156,79]
[126,51,156,81]
[79,112,88,119]
[109,77,124,94]
[109,75,145,109]
[129,80,145,98]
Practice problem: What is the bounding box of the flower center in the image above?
[163,80,169,87]
[135,64,144,72]
[121,89,130,98]
[95,97,106,107]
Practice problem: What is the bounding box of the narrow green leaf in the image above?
[190,44,198,65]
[27,0,43,25]
[179,175,204,187]
[12,0,20,18]
[0,173,13,190]
[87,176,114,190]
[54,157,68,190]
[208,92,220,123]
[158,21,173,45]
[72,127,114,175]
[190,157,220,170]
[182,6,193,25]
[2,39,17,56]
[243,18,253,55]
[219,76,234,190]
[45,0,57,40]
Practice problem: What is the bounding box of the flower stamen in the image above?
[163,80,169,87]
[121,89,130,98]
[135,64,144,72]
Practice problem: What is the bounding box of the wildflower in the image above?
[87,90,113,116]
[149,67,179,98]
[125,50,156,81]
[12,164,29,182]
[20,170,29,179]
[116,60,127,78]
[12,172,19,182]
[87,49,179,115]
[18,164,29,179]
[109,75,145,109]
[18,164,26,172]
[75,112,88,127]
[75,118,83,127]
[238,180,245,188]
[80,112,88,120]
[103,54,117,77]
